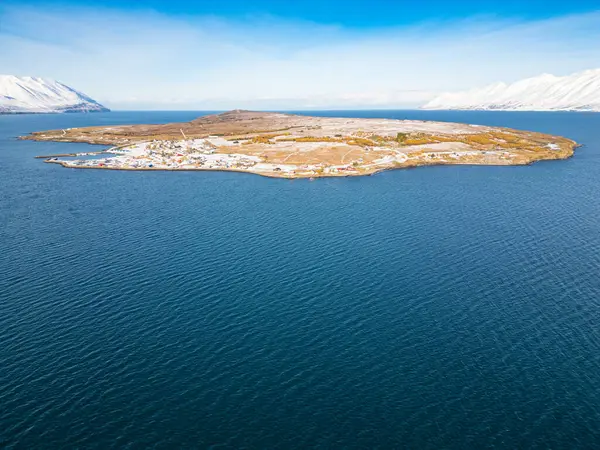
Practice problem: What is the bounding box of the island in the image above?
[23,110,578,178]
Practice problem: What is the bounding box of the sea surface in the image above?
[1,110,600,449]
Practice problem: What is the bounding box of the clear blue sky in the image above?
[2,0,599,109]
[15,0,600,26]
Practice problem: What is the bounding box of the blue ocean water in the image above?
[1,110,600,449]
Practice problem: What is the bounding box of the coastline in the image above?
[43,150,576,179]
[29,110,578,179]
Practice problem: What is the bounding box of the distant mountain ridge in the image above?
[0,75,109,114]
[423,69,600,111]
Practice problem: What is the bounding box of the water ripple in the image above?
[1,111,600,449]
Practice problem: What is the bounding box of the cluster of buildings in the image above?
[56,136,373,176]
[49,136,429,177]
[60,138,264,171]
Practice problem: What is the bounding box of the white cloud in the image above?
[1,4,599,109]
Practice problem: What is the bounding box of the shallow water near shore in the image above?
[1,110,600,449]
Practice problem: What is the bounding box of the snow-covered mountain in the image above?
[423,69,600,111]
[0,75,109,114]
